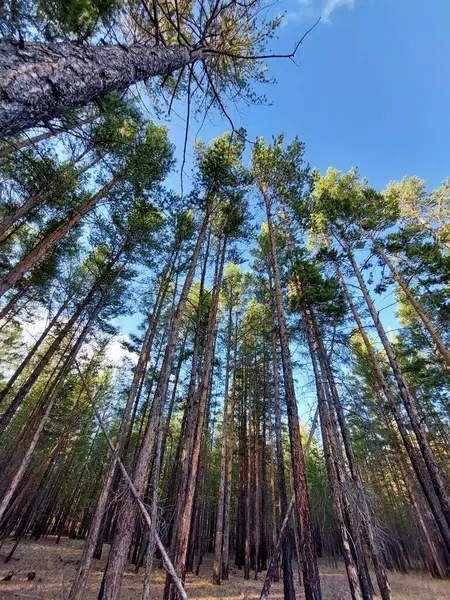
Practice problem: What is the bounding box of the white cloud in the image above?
[322,0,355,23]
[284,0,356,27]
[105,334,137,366]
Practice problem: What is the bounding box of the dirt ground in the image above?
[0,538,449,600]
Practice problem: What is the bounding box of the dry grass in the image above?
[0,538,449,599]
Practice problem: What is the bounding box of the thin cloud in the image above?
[322,0,355,23]
[284,0,356,27]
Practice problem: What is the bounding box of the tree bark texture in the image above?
[0,40,200,136]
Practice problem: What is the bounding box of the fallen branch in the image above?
[76,366,189,600]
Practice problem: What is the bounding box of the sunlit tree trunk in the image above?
[308,309,391,600]
[340,235,450,531]
[262,183,321,600]
[0,177,119,298]
[68,256,174,600]
[168,232,227,599]
[98,205,211,600]
[332,252,450,554]
[306,324,363,600]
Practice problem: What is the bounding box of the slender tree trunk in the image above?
[169,233,227,599]
[98,206,211,600]
[80,374,189,600]
[267,391,279,580]
[0,153,98,240]
[222,313,239,580]
[254,396,261,579]
[384,415,447,578]
[305,321,364,600]
[0,285,29,322]
[262,184,321,600]
[365,230,450,368]
[0,115,97,157]
[332,253,450,554]
[0,249,121,434]
[0,295,71,404]
[142,413,164,600]
[213,302,233,584]
[270,297,296,599]
[340,236,450,531]
[308,309,391,600]
[245,394,252,581]
[67,270,168,600]
[0,40,203,136]
[0,294,104,523]
[0,177,119,297]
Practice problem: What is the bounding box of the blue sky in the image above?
[163,0,450,193]
[113,0,449,415]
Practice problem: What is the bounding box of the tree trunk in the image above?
[384,414,448,578]
[0,115,97,157]
[0,248,121,434]
[213,301,233,584]
[308,309,391,600]
[0,293,105,523]
[169,232,227,599]
[340,236,450,532]
[305,320,364,600]
[222,313,239,579]
[0,294,71,404]
[0,40,202,136]
[262,184,321,600]
[270,294,296,599]
[67,259,170,600]
[332,252,450,554]
[98,205,211,600]
[0,152,98,241]
[0,177,118,298]
[142,412,164,600]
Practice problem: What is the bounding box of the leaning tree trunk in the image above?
[384,414,448,578]
[0,248,121,434]
[0,177,118,298]
[332,252,450,554]
[0,115,97,158]
[0,294,70,405]
[262,183,321,600]
[340,236,450,532]
[0,40,203,137]
[308,309,391,600]
[364,229,450,370]
[98,205,211,600]
[0,293,105,523]
[67,259,172,600]
[0,152,98,241]
[306,325,363,600]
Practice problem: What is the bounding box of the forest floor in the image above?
[0,538,449,600]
